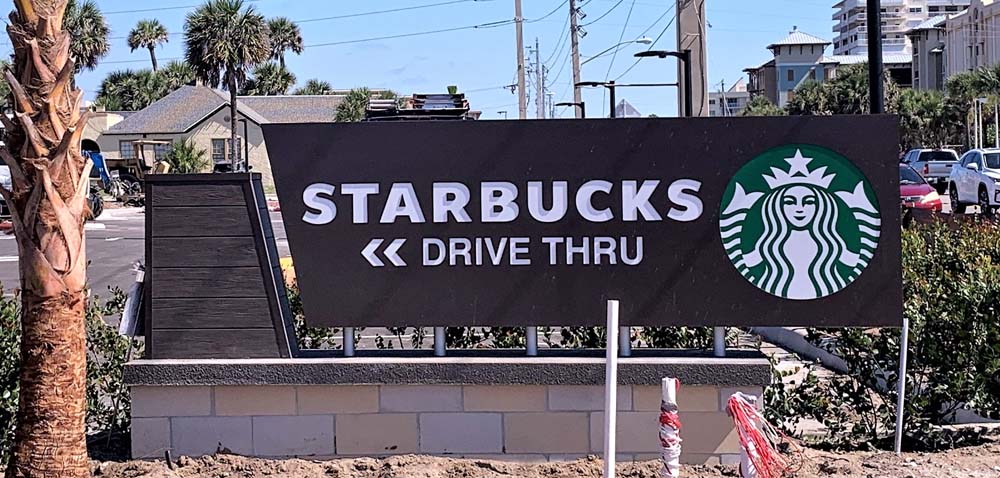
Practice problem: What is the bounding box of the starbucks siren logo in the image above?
[719,145,880,300]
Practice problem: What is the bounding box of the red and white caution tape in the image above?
[726,392,789,478]
[658,377,682,478]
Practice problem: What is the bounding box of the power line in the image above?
[302,20,515,49]
[296,0,485,24]
[581,0,624,27]
[526,0,570,23]
[614,6,676,81]
[103,0,263,15]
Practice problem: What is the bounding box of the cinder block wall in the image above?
[131,384,762,464]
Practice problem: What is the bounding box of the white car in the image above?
[948,148,1000,215]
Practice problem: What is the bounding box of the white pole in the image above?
[604,300,620,478]
[343,327,355,357]
[894,317,910,455]
[994,102,998,149]
[659,377,681,478]
[619,326,631,357]
[526,326,538,356]
[713,327,726,357]
[434,326,446,357]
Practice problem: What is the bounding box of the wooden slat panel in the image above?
[151,184,246,207]
[151,329,280,359]
[152,298,274,329]
[152,267,265,298]
[152,237,258,267]
[152,206,252,237]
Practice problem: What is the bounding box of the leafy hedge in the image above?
[766,218,1000,450]
[1,288,141,466]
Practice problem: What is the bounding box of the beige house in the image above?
[907,15,949,90]
[944,0,1000,77]
[97,86,343,189]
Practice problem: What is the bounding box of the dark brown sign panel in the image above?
[264,116,901,327]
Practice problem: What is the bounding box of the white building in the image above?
[833,0,970,55]
[943,0,1000,76]
[709,79,751,116]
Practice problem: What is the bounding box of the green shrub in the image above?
[163,139,209,174]
[1,287,141,466]
[767,218,1000,450]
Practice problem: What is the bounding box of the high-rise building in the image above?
[832,0,970,55]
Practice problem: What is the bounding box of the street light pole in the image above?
[556,101,586,118]
[867,0,884,114]
[608,80,617,118]
[633,50,693,117]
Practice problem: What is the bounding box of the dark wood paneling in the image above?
[151,206,252,238]
[152,298,273,329]
[151,184,246,207]
[152,267,265,298]
[152,237,259,267]
[151,329,280,359]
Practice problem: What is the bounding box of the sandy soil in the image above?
[92,440,1000,478]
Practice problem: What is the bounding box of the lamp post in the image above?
[556,101,586,118]
[581,37,654,66]
[498,110,508,120]
[634,50,693,117]
[576,81,676,118]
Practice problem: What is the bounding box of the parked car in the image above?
[949,148,1000,216]
[901,148,959,192]
[900,164,942,213]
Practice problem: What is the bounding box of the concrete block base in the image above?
[126,355,769,464]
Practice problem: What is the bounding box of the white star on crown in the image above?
[762,149,835,189]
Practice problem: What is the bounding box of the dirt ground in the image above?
[92,440,1000,478]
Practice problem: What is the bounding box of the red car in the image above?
[900,164,942,212]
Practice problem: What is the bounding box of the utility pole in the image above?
[535,37,545,119]
[515,0,527,119]
[866,0,884,114]
[570,0,583,118]
[676,0,707,117]
[720,79,727,117]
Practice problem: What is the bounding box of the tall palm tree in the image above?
[293,78,333,95]
[242,62,296,95]
[127,19,169,71]
[3,0,91,475]
[185,0,270,169]
[64,0,110,71]
[267,17,303,69]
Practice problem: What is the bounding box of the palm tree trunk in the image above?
[228,74,239,170]
[279,53,285,70]
[3,0,92,476]
[149,46,158,72]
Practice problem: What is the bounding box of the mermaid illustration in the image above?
[720,149,880,300]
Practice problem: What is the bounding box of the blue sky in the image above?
[59,0,837,118]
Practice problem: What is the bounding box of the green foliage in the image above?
[0,60,11,112]
[65,0,110,71]
[1,287,140,466]
[128,19,169,71]
[184,0,271,91]
[95,62,195,111]
[785,80,830,116]
[767,219,1000,450]
[335,88,372,122]
[740,95,785,117]
[242,62,296,96]
[267,17,303,68]
[163,140,210,173]
[293,79,334,96]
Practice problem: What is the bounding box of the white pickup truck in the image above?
[901,148,959,192]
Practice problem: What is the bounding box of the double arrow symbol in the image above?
[361,238,407,267]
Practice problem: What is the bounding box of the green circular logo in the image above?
[719,145,880,300]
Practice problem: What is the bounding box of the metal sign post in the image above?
[894,317,910,454]
[604,300,620,478]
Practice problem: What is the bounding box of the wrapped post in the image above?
[658,377,682,478]
[727,392,788,478]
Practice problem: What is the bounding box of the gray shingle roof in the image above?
[768,30,830,49]
[105,85,343,135]
[908,14,947,33]
[237,95,343,123]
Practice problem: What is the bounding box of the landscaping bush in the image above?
[1,287,141,466]
[766,218,1000,450]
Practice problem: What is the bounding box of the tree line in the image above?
[81,0,352,113]
[741,63,1000,152]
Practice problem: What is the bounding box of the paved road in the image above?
[0,208,290,299]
